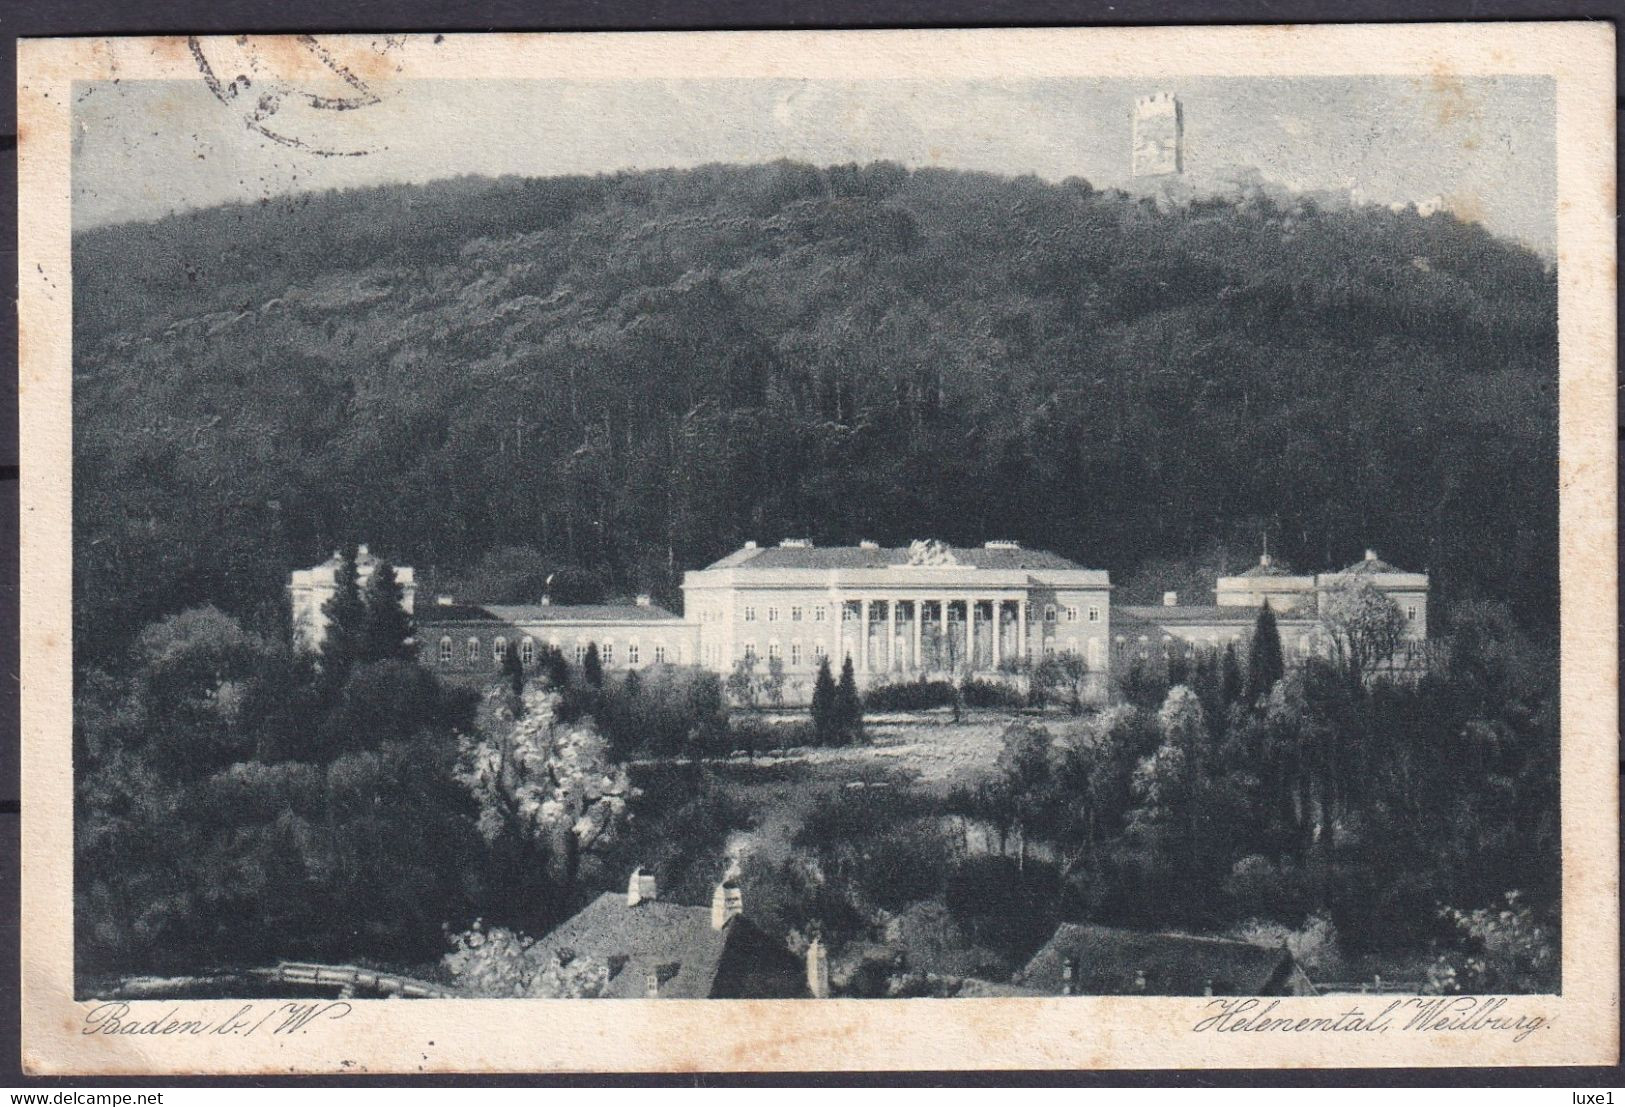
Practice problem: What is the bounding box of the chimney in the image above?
[1061,956,1077,996]
[1365,548,1378,562]
[1260,553,1272,568]
[806,938,830,999]
[710,879,743,930]
[626,866,657,907]
[436,595,455,607]
[1134,969,1147,992]
[744,540,758,550]
[357,544,370,560]
[540,595,552,606]
[1162,591,1178,607]
[859,540,879,550]
[645,970,661,998]
[1203,979,1214,997]
[635,593,652,607]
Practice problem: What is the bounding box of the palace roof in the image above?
[417,602,682,624]
[1016,923,1313,996]
[1234,556,1301,579]
[704,543,1093,573]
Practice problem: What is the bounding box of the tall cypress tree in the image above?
[835,655,863,743]
[501,637,526,699]
[319,545,366,684]
[583,642,604,687]
[1220,642,1244,706]
[360,560,416,664]
[810,656,837,742]
[1246,600,1285,704]
[543,644,571,688]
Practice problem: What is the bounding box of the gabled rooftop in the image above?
[417,602,682,624]
[1333,549,1414,576]
[702,540,1095,573]
[1016,923,1313,997]
[529,891,804,999]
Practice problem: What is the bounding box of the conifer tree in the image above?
[543,645,571,689]
[810,656,837,742]
[360,560,416,664]
[1220,642,1244,706]
[835,655,863,743]
[1246,600,1285,703]
[502,637,526,699]
[583,642,604,687]
[318,545,366,683]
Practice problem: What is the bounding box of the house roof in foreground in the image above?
[1016,923,1307,997]
[529,892,804,999]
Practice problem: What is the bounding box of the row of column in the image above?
[837,597,1029,674]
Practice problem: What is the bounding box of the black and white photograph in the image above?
[17,25,1617,1075]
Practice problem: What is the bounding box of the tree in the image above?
[455,687,635,900]
[1319,580,1406,689]
[1156,686,1210,879]
[764,655,787,707]
[725,655,759,708]
[360,560,416,664]
[444,920,610,997]
[541,644,571,689]
[1245,601,1285,703]
[582,642,604,687]
[1220,642,1244,707]
[501,637,526,700]
[318,545,367,683]
[835,656,864,743]
[810,657,838,741]
[1034,652,1090,714]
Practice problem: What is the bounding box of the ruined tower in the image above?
[1131,92,1184,178]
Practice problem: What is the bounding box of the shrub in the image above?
[566,665,728,759]
[1229,911,1345,979]
[721,717,818,756]
[959,676,1025,709]
[864,678,958,712]
[852,825,952,911]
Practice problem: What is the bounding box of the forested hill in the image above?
[73,161,1557,666]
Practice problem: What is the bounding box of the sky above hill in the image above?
[73,74,1555,253]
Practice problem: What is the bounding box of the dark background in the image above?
[1,0,1619,1089]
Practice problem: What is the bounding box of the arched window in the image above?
[520,637,535,664]
[466,637,480,663]
[1298,635,1313,658]
[493,636,508,663]
[439,636,453,664]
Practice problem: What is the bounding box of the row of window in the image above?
[739,641,828,665]
[741,605,828,624]
[737,601,1104,624]
[436,635,677,668]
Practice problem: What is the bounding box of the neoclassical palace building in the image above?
[290,539,1429,705]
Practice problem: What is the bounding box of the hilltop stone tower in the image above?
[1132,92,1184,178]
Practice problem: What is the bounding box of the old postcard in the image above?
[17,24,1617,1074]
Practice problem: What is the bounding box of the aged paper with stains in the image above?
[18,24,1617,1074]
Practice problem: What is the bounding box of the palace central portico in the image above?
[681,539,1114,700]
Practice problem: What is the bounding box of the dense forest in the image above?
[73,160,1558,670]
[72,163,1561,989]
